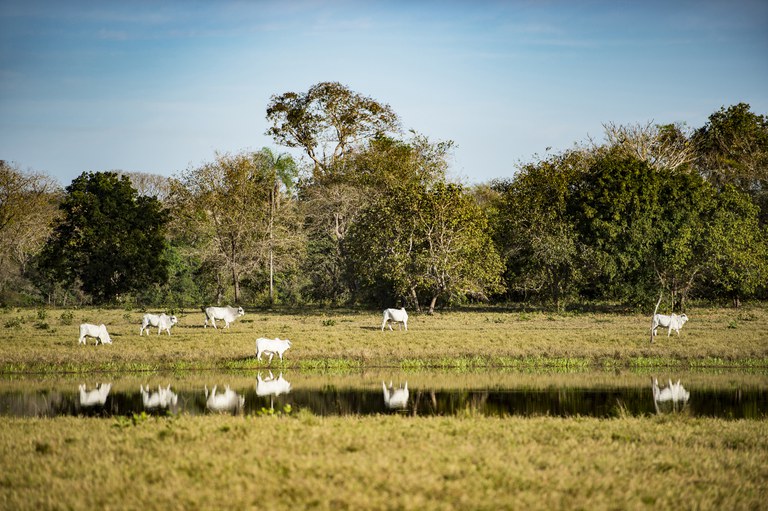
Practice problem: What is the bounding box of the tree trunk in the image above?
[233,266,240,303]
[410,287,421,313]
[269,184,276,304]
[428,295,438,314]
[733,295,741,308]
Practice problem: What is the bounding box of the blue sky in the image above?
[1,0,767,186]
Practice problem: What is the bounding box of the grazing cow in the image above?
[140,385,178,410]
[79,383,111,407]
[140,313,178,336]
[255,337,291,364]
[382,381,409,409]
[381,307,408,331]
[650,313,688,341]
[256,371,292,397]
[204,385,245,413]
[203,306,245,329]
[78,323,112,345]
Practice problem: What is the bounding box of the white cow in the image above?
[79,383,111,407]
[650,313,688,341]
[203,306,245,329]
[140,313,178,336]
[140,385,178,410]
[382,381,409,409]
[204,385,245,413]
[78,323,112,345]
[256,371,292,397]
[255,337,291,364]
[382,307,408,331]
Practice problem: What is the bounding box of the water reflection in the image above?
[204,385,245,414]
[256,372,292,411]
[140,385,179,412]
[79,383,111,407]
[255,372,292,397]
[0,371,764,419]
[382,381,409,410]
[652,378,690,414]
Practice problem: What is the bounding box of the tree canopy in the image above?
[3,93,767,311]
[37,172,169,303]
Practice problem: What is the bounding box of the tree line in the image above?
[2,82,766,311]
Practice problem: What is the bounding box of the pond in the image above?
[0,369,766,419]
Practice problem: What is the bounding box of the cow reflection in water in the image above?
[382,381,409,410]
[256,372,291,410]
[140,385,178,411]
[256,372,292,397]
[79,383,111,407]
[652,378,690,414]
[204,385,245,414]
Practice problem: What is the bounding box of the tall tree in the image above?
[266,81,400,178]
[0,161,60,299]
[347,183,504,313]
[37,171,168,303]
[491,150,591,310]
[702,186,768,307]
[693,103,768,222]
[252,147,302,304]
[170,150,304,304]
[301,134,452,305]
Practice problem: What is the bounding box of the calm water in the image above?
[1,370,766,419]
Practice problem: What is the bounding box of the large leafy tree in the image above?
[491,150,590,310]
[38,171,169,303]
[0,161,60,300]
[702,186,768,307]
[566,152,664,303]
[170,150,303,304]
[693,103,768,223]
[299,134,451,304]
[266,81,400,178]
[347,182,504,313]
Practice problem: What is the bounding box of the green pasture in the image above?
[0,304,767,373]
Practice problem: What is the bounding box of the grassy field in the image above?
[1,414,766,510]
[1,305,766,510]
[0,304,767,373]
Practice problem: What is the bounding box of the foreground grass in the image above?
[1,305,767,373]
[1,414,765,510]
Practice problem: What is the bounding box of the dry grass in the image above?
[0,304,767,372]
[1,305,766,510]
[1,414,766,510]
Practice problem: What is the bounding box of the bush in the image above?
[59,310,75,326]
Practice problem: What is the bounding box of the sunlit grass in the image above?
[1,304,767,373]
[0,414,765,510]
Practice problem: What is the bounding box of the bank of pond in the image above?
[1,369,765,419]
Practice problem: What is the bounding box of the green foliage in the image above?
[170,150,304,304]
[347,182,504,312]
[37,172,169,303]
[701,186,768,304]
[492,150,589,309]
[4,317,22,329]
[266,81,400,177]
[59,310,74,325]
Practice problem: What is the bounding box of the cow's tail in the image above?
[650,292,663,343]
